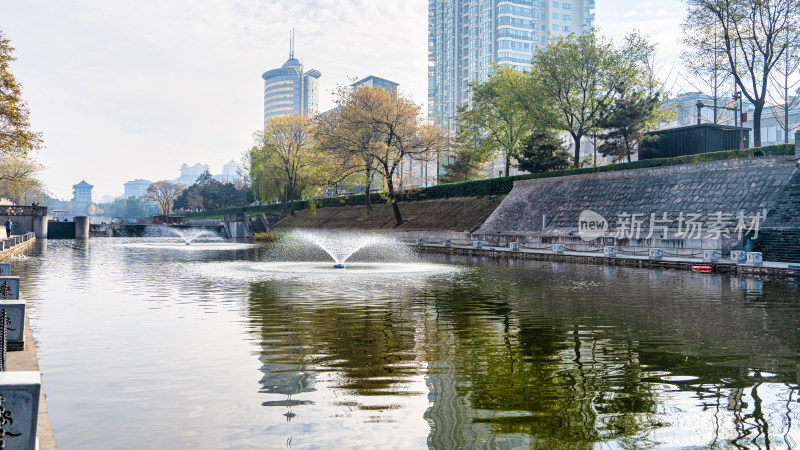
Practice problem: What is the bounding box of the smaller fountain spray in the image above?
[168,227,214,245]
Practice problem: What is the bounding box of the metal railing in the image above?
[0,309,6,372]
[406,238,712,260]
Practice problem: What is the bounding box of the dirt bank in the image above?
[273,196,505,231]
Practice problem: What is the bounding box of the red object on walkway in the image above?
[692,265,712,273]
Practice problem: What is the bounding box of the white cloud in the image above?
[4,0,691,200]
[2,0,428,199]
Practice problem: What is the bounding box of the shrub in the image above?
[182,143,793,217]
[253,232,283,242]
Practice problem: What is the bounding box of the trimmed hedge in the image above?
[183,143,794,218]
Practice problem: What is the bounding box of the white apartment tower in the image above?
[428,0,596,133]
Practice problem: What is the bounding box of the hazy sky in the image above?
[2,0,685,200]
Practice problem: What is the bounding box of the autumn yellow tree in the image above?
[251,115,327,213]
[315,93,383,212]
[0,154,46,203]
[0,29,42,156]
[331,87,445,226]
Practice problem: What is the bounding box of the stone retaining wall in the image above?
[475,156,800,260]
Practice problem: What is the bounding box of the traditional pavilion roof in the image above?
[72,179,94,189]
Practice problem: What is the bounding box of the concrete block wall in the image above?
[472,156,800,261]
[479,156,797,236]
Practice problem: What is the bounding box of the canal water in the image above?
[12,237,800,448]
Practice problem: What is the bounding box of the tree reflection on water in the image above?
[245,255,800,448]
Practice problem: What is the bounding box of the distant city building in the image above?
[123,179,153,199]
[213,160,242,184]
[427,0,596,134]
[72,180,94,203]
[351,75,399,97]
[661,92,741,130]
[320,76,400,116]
[262,31,321,124]
[743,98,800,146]
[174,163,210,186]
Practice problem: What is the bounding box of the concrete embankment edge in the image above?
[1,238,57,449]
[411,243,800,280]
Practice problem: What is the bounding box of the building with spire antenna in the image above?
[261,30,322,124]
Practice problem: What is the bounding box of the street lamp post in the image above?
[733,92,744,150]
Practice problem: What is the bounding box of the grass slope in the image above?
[273,196,505,231]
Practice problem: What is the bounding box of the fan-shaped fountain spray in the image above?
[291,230,384,269]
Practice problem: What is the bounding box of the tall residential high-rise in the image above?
[261,31,321,125]
[427,0,596,133]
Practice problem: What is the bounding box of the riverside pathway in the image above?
[1,236,57,449]
[408,239,800,279]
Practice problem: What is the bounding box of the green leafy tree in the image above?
[174,170,247,211]
[516,128,573,173]
[101,196,147,219]
[440,144,486,183]
[597,87,662,162]
[458,66,533,176]
[527,31,638,168]
[0,29,42,156]
[683,0,800,146]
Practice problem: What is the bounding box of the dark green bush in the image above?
[182,143,793,218]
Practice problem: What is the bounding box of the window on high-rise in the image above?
[497,16,535,28]
[562,25,571,32]
[552,1,559,6]
[552,24,558,30]
[563,14,571,21]
[562,3,571,9]
[497,29,534,39]
[552,12,559,19]
[499,39,532,51]
[498,5,533,17]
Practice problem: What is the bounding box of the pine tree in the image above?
[440,146,485,183]
[597,87,661,163]
[516,129,572,174]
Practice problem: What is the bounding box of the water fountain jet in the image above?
[168,227,214,245]
[291,230,386,269]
